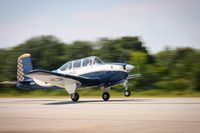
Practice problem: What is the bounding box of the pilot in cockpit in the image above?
[88,58,93,66]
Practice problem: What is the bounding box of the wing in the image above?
[127,74,141,80]
[25,69,92,94]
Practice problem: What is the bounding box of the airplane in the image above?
[2,53,141,101]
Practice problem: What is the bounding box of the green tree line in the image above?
[0,35,199,93]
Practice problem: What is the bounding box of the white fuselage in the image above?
[56,64,128,76]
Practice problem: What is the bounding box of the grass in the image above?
[0,87,200,98]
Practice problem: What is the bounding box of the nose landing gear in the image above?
[123,81,131,97]
[124,90,131,97]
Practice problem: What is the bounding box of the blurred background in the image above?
[0,0,199,97]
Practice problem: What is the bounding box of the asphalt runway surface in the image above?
[0,98,200,133]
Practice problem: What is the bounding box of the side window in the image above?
[60,62,72,71]
[73,60,81,68]
[82,58,90,66]
[67,62,72,70]
[88,58,93,65]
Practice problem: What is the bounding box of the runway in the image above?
[0,98,200,133]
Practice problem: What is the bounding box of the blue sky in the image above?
[0,0,199,53]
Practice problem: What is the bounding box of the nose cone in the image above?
[125,64,134,72]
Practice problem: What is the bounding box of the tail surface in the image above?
[17,53,33,82]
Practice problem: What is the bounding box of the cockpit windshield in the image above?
[93,57,104,65]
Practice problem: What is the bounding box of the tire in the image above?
[71,92,79,102]
[102,92,110,101]
[124,90,131,97]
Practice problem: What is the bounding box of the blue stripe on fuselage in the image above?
[80,71,128,87]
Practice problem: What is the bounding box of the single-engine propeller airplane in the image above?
[1,53,141,101]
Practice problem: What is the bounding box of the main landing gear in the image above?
[102,92,110,101]
[101,87,110,101]
[71,92,79,102]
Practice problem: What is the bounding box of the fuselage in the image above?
[53,63,133,87]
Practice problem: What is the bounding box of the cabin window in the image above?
[59,61,72,71]
[73,60,81,68]
[82,58,92,66]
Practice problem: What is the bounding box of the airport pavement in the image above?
[0,98,200,133]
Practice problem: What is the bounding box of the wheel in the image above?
[71,92,79,102]
[124,90,131,97]
[102,92,110,101]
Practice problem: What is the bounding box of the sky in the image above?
[0,0,199,53]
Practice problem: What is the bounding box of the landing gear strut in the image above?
[123,81,131,97]
[71,92,79,102]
